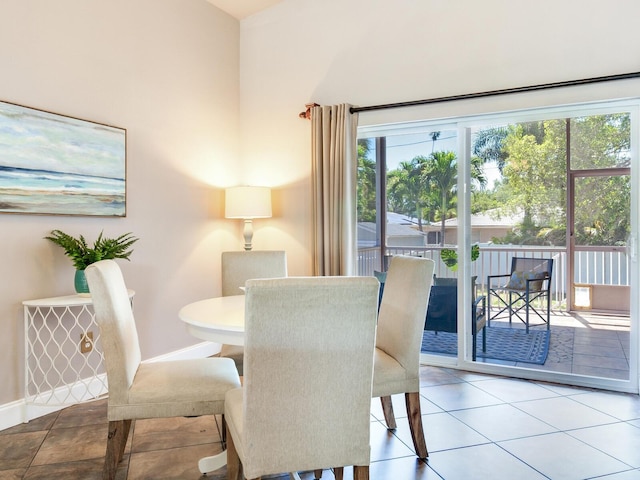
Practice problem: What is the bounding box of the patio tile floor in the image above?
[482,311,631,380]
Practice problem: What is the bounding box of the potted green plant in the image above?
[440,244,480,272]
[436,244,480,292]
[45,229,139,295]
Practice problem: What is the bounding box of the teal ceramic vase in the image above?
[74,269,90,296]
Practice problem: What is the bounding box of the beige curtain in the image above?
[311,104,359,276]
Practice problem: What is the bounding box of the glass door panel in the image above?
[358,100,637,391]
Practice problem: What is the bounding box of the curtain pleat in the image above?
[311,104,359,276]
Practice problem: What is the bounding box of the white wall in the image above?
[239,0,640,249]
[238,0,640,389]
[0,0,241,407]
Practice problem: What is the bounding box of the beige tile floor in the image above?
[2,364,640,479]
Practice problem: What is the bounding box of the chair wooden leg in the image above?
[314,468,323,478]
[380,395,396,430]
[226,423,241,480]
[353,465,369,480]
[405,392,428,459]
[103,419,131,480]
[118,419,132,462]
[333,467,344,480]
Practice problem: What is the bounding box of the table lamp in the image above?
[225,186,272,251]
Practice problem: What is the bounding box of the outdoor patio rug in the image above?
[421,326,550,364]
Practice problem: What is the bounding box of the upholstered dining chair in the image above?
[373,255,435,459]
[85,260,241,480]
[219,250,287,375]
[224,276,379,480]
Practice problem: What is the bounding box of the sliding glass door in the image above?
[357,99,638,393]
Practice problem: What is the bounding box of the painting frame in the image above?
[0,100,127,217]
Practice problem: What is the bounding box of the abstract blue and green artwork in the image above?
[0,100,126,216]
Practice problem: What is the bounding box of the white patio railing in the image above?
[358,245,631,309]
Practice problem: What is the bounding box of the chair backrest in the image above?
[85,260,141,405]
[510,257,554,291]
[425,285,457,333]
[242,276,379,477]
[221,250,287,296]
[377,256,435,379]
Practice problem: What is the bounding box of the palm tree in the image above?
[429,131,441,153]
[357,139,376,222]
[424,151,487,245]
[472,126,509,172]
[387,157,429,230]
[424,152,457,244]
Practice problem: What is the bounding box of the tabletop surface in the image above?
[178,295,246,344]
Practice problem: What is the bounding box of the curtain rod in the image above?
[350,72,640,114]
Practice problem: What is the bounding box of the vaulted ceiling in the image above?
[205,0,283,19]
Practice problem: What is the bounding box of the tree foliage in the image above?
[387,156,430,230]
[357,113,630,249]
[384,150,486,243]
[357,139,376,223]
[491,114,630,246]
[569,114,631,246]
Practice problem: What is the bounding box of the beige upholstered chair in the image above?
[221,250,287,296]
[85,260,241,480]
[219,250,287,375]
[224,276,379,480]
[373,255,435,459]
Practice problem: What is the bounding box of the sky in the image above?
[372,130,502,188]
[0,101,125,179]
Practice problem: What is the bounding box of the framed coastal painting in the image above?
[0,100,126,216]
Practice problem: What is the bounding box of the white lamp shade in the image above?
[225,186,272,219]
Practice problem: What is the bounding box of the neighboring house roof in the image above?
[385,209,523,228]
[359,209,522,246]
[440,208,524,227]
[358,217,426,247]
[386,212,419,225]
[358,221,426,237]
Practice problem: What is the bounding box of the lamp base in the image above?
[243,219,254,251]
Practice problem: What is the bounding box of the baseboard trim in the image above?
[1,341,221,431]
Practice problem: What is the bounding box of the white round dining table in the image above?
[178,294,246,346]
[177,294,245,474]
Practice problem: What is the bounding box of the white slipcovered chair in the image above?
[224,276,379,480]
[219,250,287,375]
[85,260,241,480]
[373,255,435,459]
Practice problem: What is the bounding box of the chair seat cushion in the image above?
[505,271,546,291]
[108,357,240,420]
[372,347,418,398]
[220,344,244,376]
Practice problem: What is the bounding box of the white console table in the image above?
[23,291,134,413]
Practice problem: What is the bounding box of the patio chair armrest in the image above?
[524,273,551,293]
[473,294,486,309]
[487,273,510,287]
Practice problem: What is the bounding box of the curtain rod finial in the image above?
[299,102,319,120]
